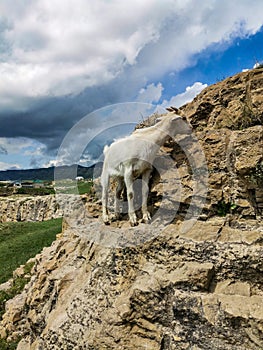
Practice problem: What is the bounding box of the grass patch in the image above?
[77,180,93,195]
[56,180,94,195]
[0,338,19,350]
[16,187,55,196]
[0,218,62,347]
[0,218,62,284]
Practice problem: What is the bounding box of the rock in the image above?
[1,217,262,349]
[13,265,26,279]
[3,292,27,327]
[0,279,13,292]
[0,195,62,223]
[17,339,30,350]
[214,280,251,296]
[0,68,263,349]
[0,194,97,223]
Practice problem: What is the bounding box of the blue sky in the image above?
[0,0,263,170]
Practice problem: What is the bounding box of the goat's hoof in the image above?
[142,212,151,224]
[130,221,138,227]
[129,213,138,227]
[102,215,110,225]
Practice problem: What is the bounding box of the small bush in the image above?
[216,201,237,216]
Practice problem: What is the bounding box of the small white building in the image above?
[75,176,84,181]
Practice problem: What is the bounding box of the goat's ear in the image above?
[171,115,187,122]
[171,115,181,122]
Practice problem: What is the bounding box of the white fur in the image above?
[101,113,191,226]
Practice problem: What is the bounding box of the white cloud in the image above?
[43,159,60,168]
[1,0,263,169]
[0,137,43,154]
[0,137,49,169]
[160,82,207,108]
[0,0,165,104]
[0,0,263,109]
[137,83,164,103]
[0,161,21,170]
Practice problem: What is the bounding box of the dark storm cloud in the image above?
[0,81,128,155]
[1,0,263,168]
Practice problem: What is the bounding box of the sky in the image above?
[0,0,263,170]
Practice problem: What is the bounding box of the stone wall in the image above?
[0,196,62,223]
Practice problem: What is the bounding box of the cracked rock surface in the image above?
[1,218,262,350]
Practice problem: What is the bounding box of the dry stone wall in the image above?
[0,196,62,223]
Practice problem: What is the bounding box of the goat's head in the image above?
[156,111,192,136]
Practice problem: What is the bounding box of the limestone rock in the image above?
[0,195,62,223]
[0,218,261,350]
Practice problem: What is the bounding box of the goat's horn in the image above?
[166,106,179,113]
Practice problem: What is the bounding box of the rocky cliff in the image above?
[0,68,262,350]
[180,67,263,218]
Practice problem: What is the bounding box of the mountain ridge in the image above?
[0,164,96,181]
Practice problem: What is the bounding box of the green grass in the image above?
[77,181,93,195]
[16,187,55,195]
[0,218,63,347]
[0,218,62,284]
[0,338,18,350]
[56,180,93,195]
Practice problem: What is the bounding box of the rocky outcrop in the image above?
[1,217,262,350]
[0,194,92,223]
[180,67,263,219]
[137,68,263,221]
[0,68,262,349]
[0,196,62,223]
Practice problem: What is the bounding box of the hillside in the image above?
[0,164,95,181]
[0,68,262,350]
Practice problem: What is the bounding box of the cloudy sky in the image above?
[0,0,263,170]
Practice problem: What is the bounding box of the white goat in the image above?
[101,110,192,226]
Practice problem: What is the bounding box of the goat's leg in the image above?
[101,173,110,224]
[124,168,137,226]
[113,177,124,220]
[141,169,152,223]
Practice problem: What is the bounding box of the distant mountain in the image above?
[0,164,101,181]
